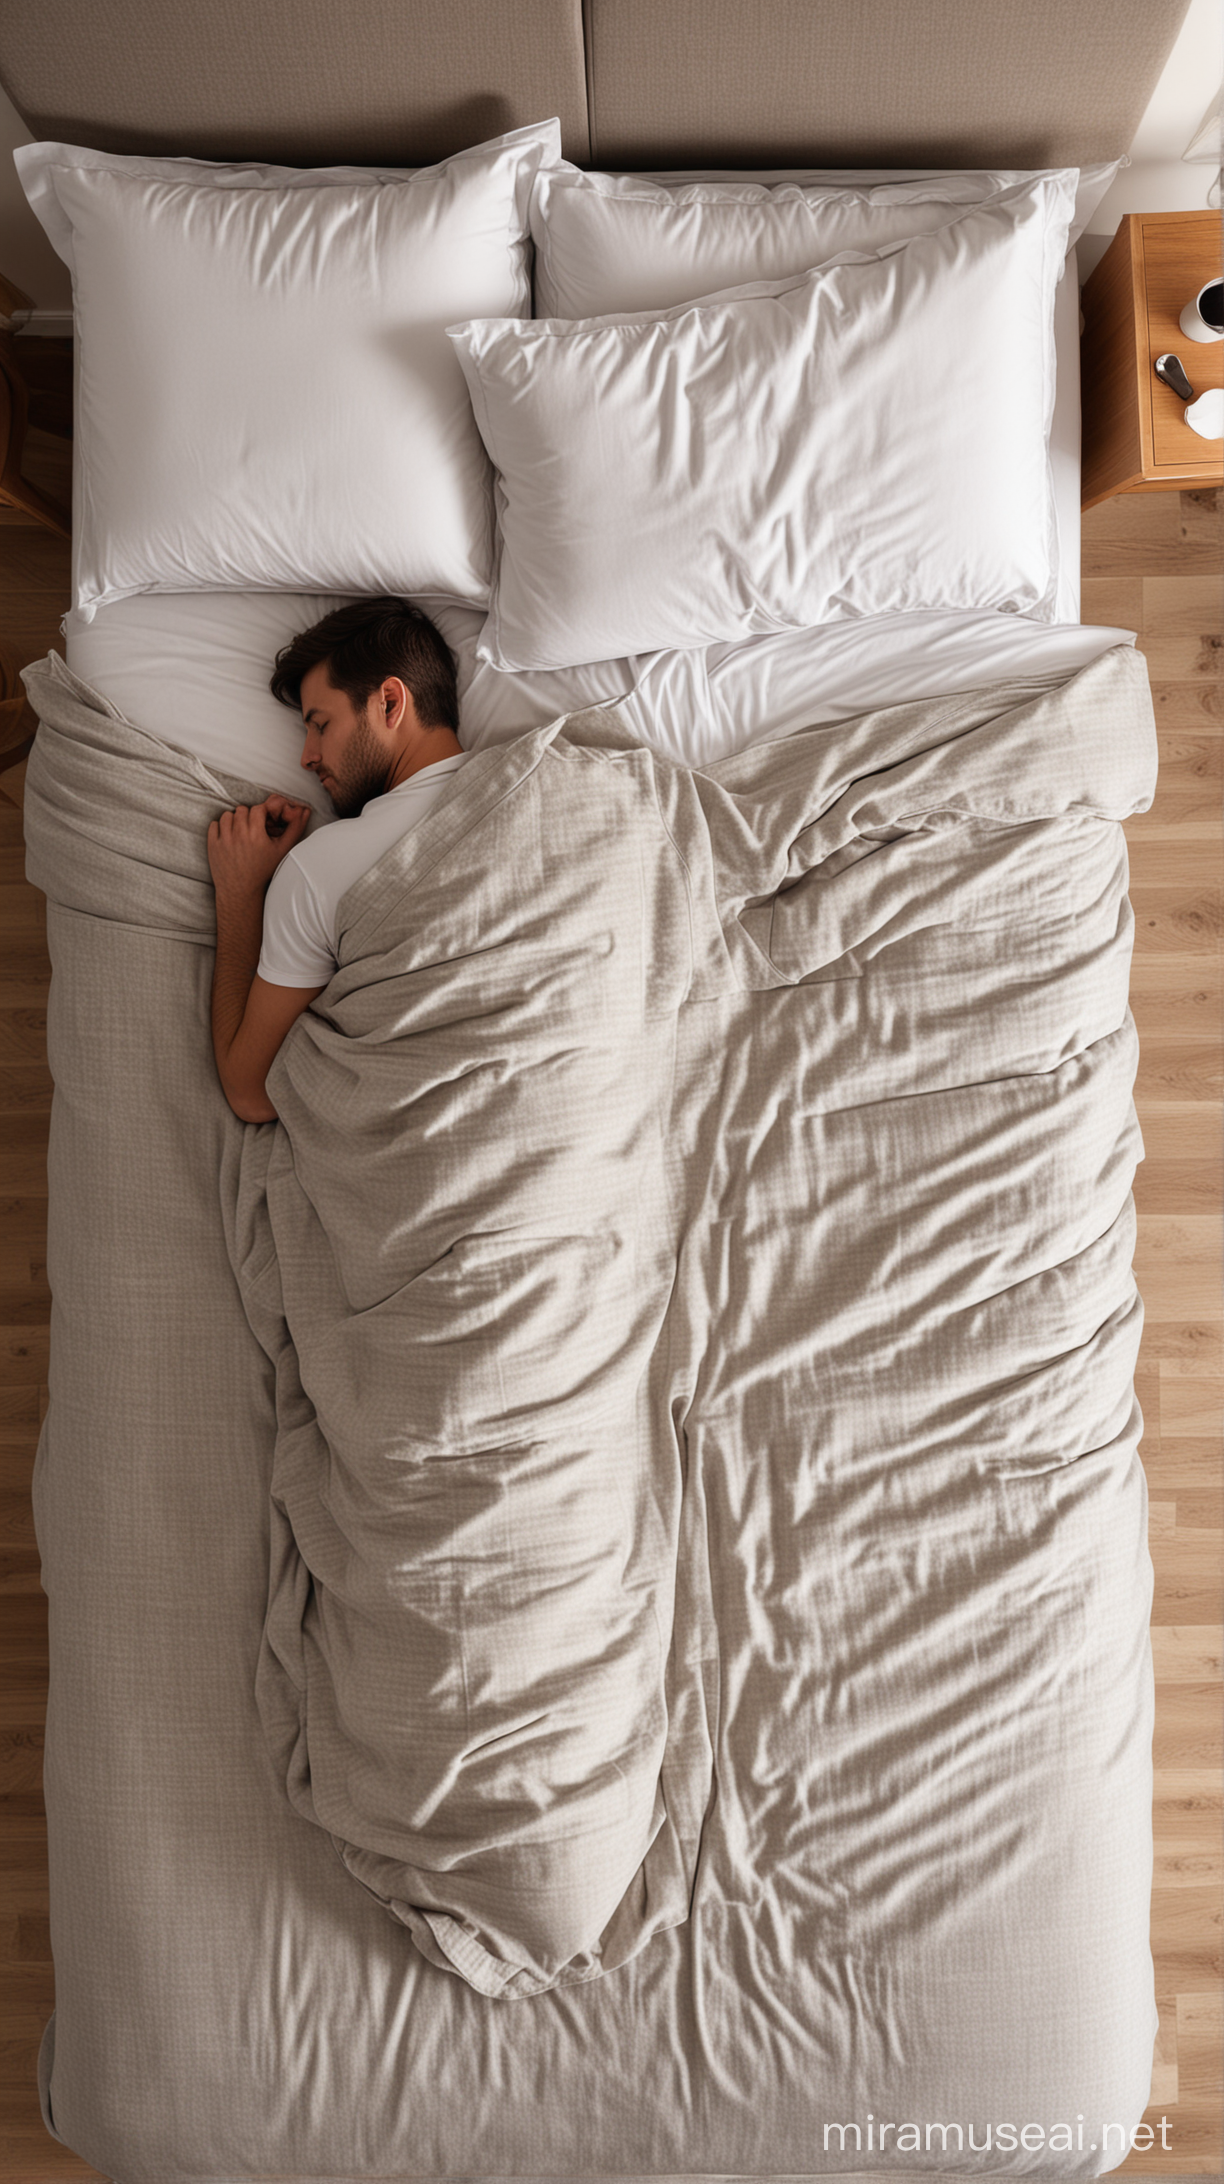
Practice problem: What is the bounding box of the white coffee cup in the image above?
[1179,278,1224,343]
[1185,386,1224,439]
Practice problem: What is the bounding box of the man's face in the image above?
[299,663,394,818]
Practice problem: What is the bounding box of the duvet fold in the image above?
[213,649,1153,1997]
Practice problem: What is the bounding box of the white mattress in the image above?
[63,255,1090,795]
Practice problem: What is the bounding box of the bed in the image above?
[0,2,1194,2177]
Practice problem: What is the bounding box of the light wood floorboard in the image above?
[1090,486,1223,2181]
[0,490,1220,2179]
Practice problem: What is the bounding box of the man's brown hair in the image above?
[270,597,459,731]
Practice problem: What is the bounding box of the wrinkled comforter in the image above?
[213,646,1156,1999]
[21,641,1160,2179]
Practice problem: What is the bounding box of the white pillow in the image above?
[15,123,561,621]
[531,160,1117,317]
[449,175,1075,673]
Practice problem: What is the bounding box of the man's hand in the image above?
[207,795,312,897]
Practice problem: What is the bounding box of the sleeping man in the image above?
[206,597,467,1123]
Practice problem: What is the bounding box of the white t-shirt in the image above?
[258,753,469,988]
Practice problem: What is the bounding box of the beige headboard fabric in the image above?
[0,0,592,165]
[0,0,1195,171]
[583,0,1197,169]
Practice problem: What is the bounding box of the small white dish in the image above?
[1185,386,1224,438]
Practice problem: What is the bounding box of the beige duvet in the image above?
[22,644,1159,2178]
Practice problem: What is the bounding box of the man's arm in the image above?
[207,797,323,1123]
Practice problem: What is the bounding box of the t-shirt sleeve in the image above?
[257,854,337,988]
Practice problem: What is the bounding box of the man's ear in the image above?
[382,676,415,731]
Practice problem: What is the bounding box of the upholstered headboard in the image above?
[0,0,1196,171]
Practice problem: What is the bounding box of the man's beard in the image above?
[326,711,389,818]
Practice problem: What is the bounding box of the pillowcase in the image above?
[16,122,561,620]
[449,175,1075,673]
[530,160,1118,317]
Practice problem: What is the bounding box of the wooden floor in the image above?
[1086,488,1224,2181]
[0,485,1220,2182]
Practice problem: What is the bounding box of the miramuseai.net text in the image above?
[820,2116,1173,2157]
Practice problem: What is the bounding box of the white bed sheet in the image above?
[66,600,1127,815]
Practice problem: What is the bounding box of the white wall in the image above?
[1076,0,1223,282]
[0,1,1220,307]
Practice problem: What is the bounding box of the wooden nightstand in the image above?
[0,268,71,536]
[1080,209,1223,510]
